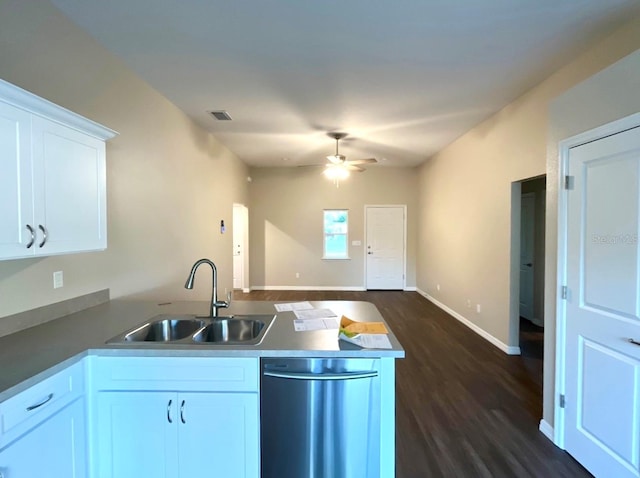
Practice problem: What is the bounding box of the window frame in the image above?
[322,209,350,260]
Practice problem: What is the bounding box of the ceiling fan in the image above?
[325,132,377,172]
[323,132,377,186]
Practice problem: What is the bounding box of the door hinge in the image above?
[561,286,568,300]
[564,175,575,190]
[559,394,566,408]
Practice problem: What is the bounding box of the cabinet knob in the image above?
[38,225,47,248]
[26,224,35,249]
[167,399,173,423]
[180,400,186,424]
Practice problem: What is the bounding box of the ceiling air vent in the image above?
[208,110,232,121]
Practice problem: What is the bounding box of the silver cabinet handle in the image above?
[26,393,54,411]
[167,399,173,423]
[38,224,47,248]
[629,338,640,347]
[180,400,186,424]
[26,224,35,248]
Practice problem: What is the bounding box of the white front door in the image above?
[232,204,248,291]
[365,206,405,290]
[564,126,640,478]
[519,193,535,320]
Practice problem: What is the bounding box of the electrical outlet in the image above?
[466,299,471,308]
[295,272,300,279]
[476,304,482,313]
[436,284,440,291]
[53,271,63,289]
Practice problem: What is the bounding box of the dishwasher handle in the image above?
[263,370,378,381]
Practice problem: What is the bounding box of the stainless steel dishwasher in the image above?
[261,357,381,478]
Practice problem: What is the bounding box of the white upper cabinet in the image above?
[0,79,117,260]
[0,101,33,258]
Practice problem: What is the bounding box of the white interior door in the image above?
[365,206,405,290]
[563,126,640,478]
[232,204,248,291]
[519,193,535,320]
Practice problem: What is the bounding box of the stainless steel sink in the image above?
[107,313,275,345]
[123,317,206,342]
[193,316,267,345]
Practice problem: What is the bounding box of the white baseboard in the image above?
[403,286,417,291]
[417,289,520,355]
[539,419,554,442]
[250,285,367,291]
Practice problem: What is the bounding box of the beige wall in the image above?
[0,0,249,318]
[248,167,418,289]
[417,16,640,428]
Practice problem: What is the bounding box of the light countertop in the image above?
[0,299,404,402]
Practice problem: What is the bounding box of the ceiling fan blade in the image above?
[345,158,377,165]
[345,164,365,172]
[296,164,324,168]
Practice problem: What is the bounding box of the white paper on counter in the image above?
[294,318,339,331]
[338,333,393,349]
[293,308,337,320]
[274,301,314,312]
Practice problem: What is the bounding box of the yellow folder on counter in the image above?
[339,316,388,337]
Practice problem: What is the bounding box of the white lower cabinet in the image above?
[90,357,260,478]
[177,393,258,478]
[95,391,259,478]
[0,398,87,478]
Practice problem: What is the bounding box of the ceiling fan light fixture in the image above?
[324,165,350,180]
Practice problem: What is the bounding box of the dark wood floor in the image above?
[236,290,591,478]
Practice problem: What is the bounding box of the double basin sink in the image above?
[107,314,276,346]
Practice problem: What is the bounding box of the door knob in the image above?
[525,263,533,267]
[628,338,640,347]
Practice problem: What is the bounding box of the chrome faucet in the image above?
[184,259,231,317]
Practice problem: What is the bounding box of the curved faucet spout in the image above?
[184,258,230,317]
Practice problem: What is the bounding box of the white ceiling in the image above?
[52,0,640,168]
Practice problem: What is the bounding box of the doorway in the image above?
[510,176,546,365]
[232,203,249,292]
[365,205,406,290]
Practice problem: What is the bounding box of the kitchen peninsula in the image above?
[0,296,404,478]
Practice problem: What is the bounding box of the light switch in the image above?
[53,271,64,289]
[352,240,362,246]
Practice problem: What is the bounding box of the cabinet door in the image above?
[31,115,107,256]
[0,398,87,478]
[95,392,178,478]
[178,392,259,478]
[0,101,34,259]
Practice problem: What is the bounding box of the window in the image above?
[323,209,349,259]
